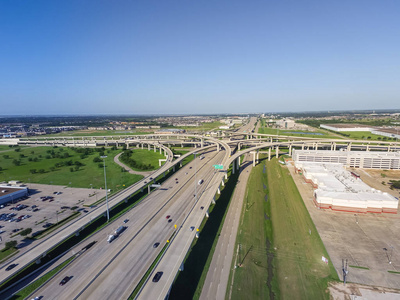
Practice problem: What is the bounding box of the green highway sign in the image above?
[213,164,224,170]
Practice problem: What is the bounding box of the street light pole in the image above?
[194,152,197,201]
[101,156,110,222]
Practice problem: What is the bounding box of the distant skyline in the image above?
[1,1,400,115]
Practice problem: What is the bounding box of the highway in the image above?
[0,146,177,286]
[31,148,226,299]
[200,153,253,300]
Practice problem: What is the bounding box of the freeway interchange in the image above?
[2,116,400,299]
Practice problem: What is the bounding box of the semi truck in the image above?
[107,226,126,243]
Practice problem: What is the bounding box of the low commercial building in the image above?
[320,123,374,132]
[0,185,29,205]
[276,119,295,129]
[295,162,398,214]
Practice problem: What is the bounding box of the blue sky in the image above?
[1,0,399,115]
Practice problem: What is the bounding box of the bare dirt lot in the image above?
[286,162,400,294]
[0,183,105,254]
[354,169,400,201]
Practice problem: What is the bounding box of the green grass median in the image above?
[229,157,338,300]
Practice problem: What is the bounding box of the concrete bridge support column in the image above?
[221,179,225,187]
[252,152,256,167]
[212,196,216,204]
[268,147,271,161]
[238,143,241,151]
[236,157,240,170]
[154,145,156,152]
[232,160,235,174]
[276,146,279,158]
[301,144,304,150]
[225,173,228,180]
[159,146,162,154]
[181,143,183,148]
[148,144,150,151]
[366,144,370,151]
[315,143,318,150]
[289,145,292,156]
[206,210,209,218]
[217,187,221,194]
[347,143,352,151]
[217,143,220,151]
[256,151,259,164]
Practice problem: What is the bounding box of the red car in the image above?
[166,215,170,219]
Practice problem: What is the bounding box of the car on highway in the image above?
[43,223,53,228]
[168,219,172,223]
[200,206,204,210]
[6,263,18,271]
[0,230,5,234]
[153,242,160,248]
[166,215,170,219]
[149,177,153,180]
[175,178,178,180]
[123,219,129,223]
[59,276,71,286]
[189,167,192,169]
[152,271,163,282]
[190,226,195,231]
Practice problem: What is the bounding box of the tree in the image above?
[12,159,21,166]
[74,165,80,171]
[3,154,9,159]
[20,228,32,236]
[5,240,18,249]
[30,169,37,174]
[70,167,74,172]
[14,148,20,152]
[50,166,56,172]
[93,157,101,163]
[33,157,39,162]
[98,163,104,168]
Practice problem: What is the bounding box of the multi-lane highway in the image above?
[31,148,226,299]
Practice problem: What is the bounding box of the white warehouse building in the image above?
[295,162,398,214]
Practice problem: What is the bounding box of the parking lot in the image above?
[0,183,106,251]
[287,162,400,290]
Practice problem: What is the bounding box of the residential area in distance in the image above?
[0,111,399,300]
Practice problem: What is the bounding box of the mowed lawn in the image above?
[230,157,338,300]
[0,146,143,191]
[123,148,166,171]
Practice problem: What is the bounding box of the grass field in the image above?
[336,131,396,141]
[0,146,143,191]
[120,148,166,171]
[45,130,152,137]
[229,157,338,300]
[170,121,223,132]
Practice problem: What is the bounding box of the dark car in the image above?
[6,263,18,271]
[152,271,163,282]
[168,219,172,223]
[175,178,178,181]
[123,219,129,223]
[153,242,160,248]
[200,206,204,210]
[59,276,71,286]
